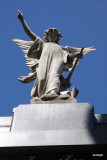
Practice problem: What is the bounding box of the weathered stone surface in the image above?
[30,97,77,104]
[11,103,95,132]
[0,129,96,146]
[0,117,12,126]
[0,103,95,146]
[0,117,12,132]
[0,103,107,147]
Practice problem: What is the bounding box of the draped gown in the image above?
[30,41,69,97]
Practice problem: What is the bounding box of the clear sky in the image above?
[0,0,107,116]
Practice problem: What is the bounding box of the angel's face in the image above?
[43,28,60,43]
[47,31,58,42]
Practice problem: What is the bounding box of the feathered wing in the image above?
[12,38,33,53]
[12,38,39,70]
[62,46,96,71]
[12,38,39,83]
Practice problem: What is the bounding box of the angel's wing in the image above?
[62,46,96,71]
[64,46,96,55]
[12,38,39,71]
[12,38,33,53]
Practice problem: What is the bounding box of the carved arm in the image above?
[18,10,37,41]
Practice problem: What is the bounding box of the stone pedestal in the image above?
[12,103,95,131]
[0,102,107,159]
[7,103,96,146]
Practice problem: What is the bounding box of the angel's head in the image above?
[43,28,63,43]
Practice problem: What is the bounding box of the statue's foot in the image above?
[41,93,58,101]
[31,97,41,101]
[57,94,70,100]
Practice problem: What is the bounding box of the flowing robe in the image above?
[30,41,69,97]
[27,37,96,98]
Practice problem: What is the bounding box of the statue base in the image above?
[30,97,77,104]
[0,102,107,159]
[0,102,107,147]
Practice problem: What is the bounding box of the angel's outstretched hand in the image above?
[18,10,24,21]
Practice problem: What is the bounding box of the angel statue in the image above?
[13,10,96,102]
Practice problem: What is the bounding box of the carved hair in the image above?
[43,28,63,43]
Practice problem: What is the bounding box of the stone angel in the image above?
[13,11,96,102]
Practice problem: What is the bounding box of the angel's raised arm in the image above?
[18,10,37,41]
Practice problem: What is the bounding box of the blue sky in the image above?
[0,0,107,116]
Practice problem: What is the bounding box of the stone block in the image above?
[0,117,12,126]
[0,117,12,132]
[0,103,107,146]
[11,103,95,132]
